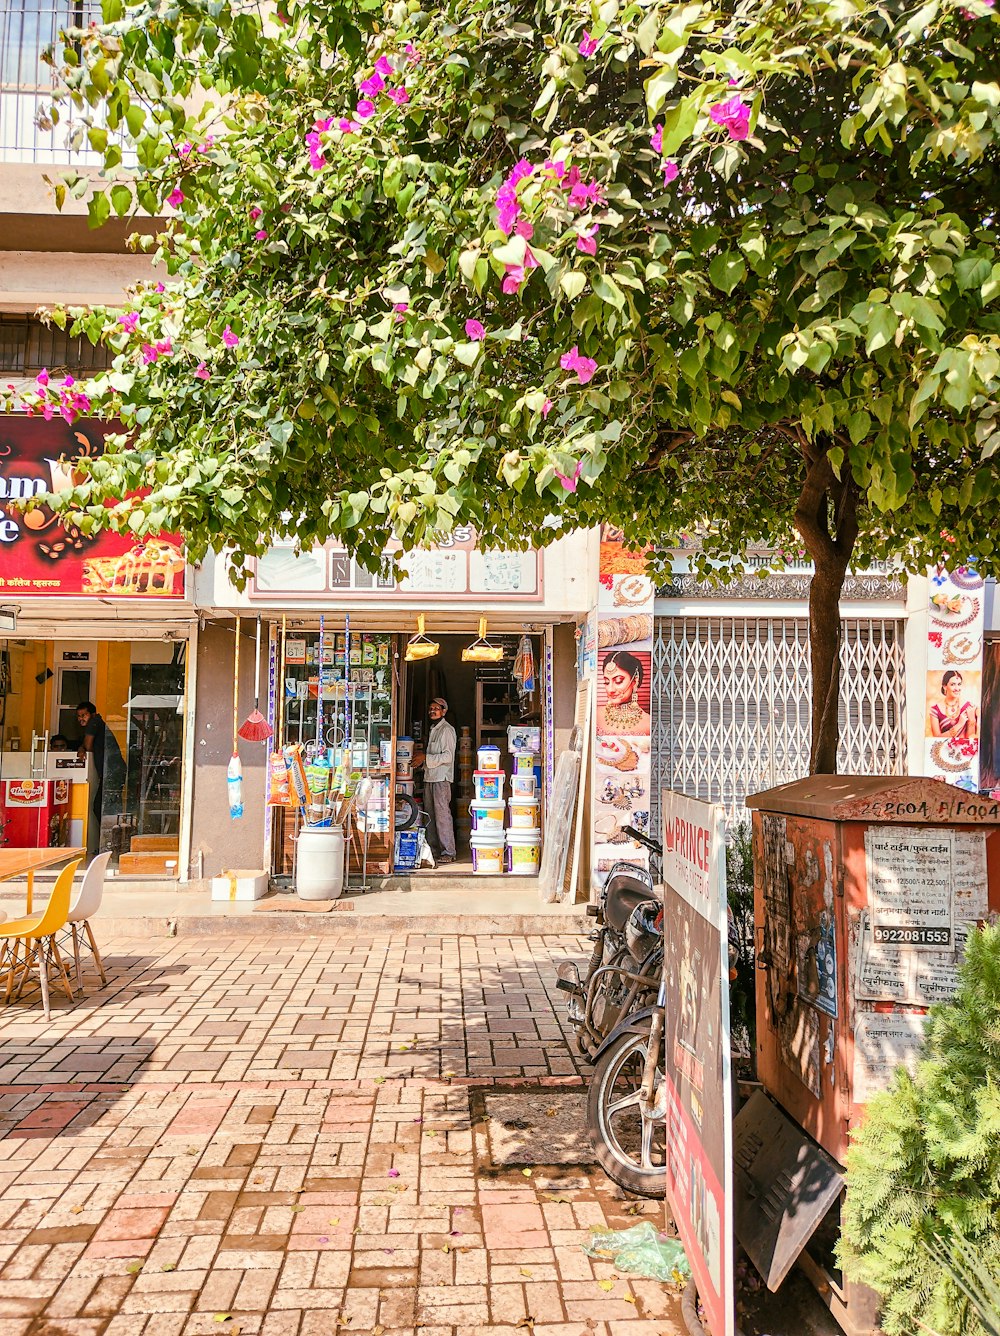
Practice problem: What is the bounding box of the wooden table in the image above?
[0,848,86,917]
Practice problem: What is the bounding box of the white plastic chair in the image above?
[64,851,112,989]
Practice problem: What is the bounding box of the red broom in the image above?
[238,614,274,742]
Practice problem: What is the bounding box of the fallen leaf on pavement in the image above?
[214,1316,232,1324]
[597,1280,614,1292]
[125,1261,143,1275]
[374,1077,386,1085]
[520,1267,533,1277]
[161,1263,177,1273]
[441,1244,451,1254]
[521,1168,533,1178]
[623,1294,636,1305]
[70,1206,83,1215]
[545,1108,558,1117]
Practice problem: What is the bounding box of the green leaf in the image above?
[453,342,481,366]
[87,191,111,230]
[560,271,587,301]
[707,253,747,295]
[865,306,898,355]
[592,274,625,309]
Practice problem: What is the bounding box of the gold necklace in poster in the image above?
[604,700,644,730]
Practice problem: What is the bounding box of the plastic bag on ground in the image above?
[583,1221,691,1282]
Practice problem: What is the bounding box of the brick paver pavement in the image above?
[0,933,684,1335]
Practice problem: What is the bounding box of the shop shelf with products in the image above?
[272,629,395,879]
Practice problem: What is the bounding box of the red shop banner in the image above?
[0,416,185,599]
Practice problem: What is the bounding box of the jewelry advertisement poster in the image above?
[592,525,655,883]
[924,565,984,791]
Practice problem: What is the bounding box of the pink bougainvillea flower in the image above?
[567,178,605,211]
[374,55,394,77]
[249,206,263,220]
[118,312,140,332]
[650,124,663,155]
[560,346,598,383]
[576,223,599,256]
[360,72,385,96]
[387,1168,400,1178]
[195,361,209,380]
[541,397,553,418]
[141,343,159,364]
[166,186,184,208]
[708,94,751,140]
[338,117,361,134]
[178,141,193,157]
[255,229,269,240]
[555,459,585,493]
[355,99,376,119]
[511,158,535,183]
[562,165,582,190]
[314,117,334,132]
[200,136,215,150]
[542,158,567,180]
[386,86,409,105]
[154,339,172,357]
[662,158,679,184]
[393,302,409,322]
[578,29,599,56]
[502,265,525,294]
[405,42,421,62]
[62,374,75,387]
[465,319,486,341]
[514,219,534,239]
[154,282,165,293]
[222,326,239,348]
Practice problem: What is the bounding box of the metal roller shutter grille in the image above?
[650,615,906,831]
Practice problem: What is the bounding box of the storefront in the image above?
[193,527,595,885]
[0,415,196,876]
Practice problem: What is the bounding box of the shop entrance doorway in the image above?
[402,632,543,873]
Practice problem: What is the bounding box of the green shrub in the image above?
[839,922,1000,1336]
[726,819,756,1060]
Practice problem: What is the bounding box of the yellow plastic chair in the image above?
[0,859,81,1020]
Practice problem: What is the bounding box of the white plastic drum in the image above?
[506,830,541,875]
[508,797,541,830]
[470,833,505,875]
[296,826,345,900]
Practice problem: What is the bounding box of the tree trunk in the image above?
[793,444,860,775]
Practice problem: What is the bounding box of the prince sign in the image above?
[662,791,735,1336]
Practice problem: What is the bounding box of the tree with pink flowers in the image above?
[13,0,1000,771]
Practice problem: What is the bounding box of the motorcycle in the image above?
[556,825,663,1061]
[556,824,667,1199]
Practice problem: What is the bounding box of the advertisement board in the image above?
[0,416,185,599]
[923,565,985,791]
[661,790,735,1336]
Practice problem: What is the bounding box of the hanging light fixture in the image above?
[462,616,504,664]
[404,612,439,662]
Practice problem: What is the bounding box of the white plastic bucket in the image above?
[295,826,345,900]
[477,745,502,771]
[508,796,541,830]
[470,801,506,833]
[396,737,414,764]
[473,770,505,802]
[512,752,538,775]
[510,773,537,798]
[470,833,505,875]
[506,830,541,875]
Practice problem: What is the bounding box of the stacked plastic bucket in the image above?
[506,751,541,874]
[468,745,541,875]
[469,746,506,873]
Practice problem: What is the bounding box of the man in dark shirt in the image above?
[76,701,125,856]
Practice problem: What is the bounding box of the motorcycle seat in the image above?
[604,877,661,933]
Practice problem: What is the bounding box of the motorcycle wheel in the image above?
[587,1020,667,1199]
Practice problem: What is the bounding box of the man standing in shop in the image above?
[77,701,126,858]
[423,696,457,863]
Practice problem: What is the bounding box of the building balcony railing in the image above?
[1,0,133,165]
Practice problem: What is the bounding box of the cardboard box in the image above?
[211,869,268,902]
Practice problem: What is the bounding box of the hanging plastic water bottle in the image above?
[228,751,244,819]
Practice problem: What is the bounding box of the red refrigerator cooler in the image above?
[0,778,72,848]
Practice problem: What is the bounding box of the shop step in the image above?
[118,851,180,876]
[129,835,180,853]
